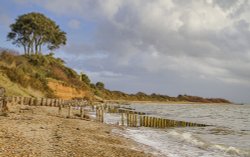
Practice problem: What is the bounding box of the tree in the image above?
[79,72,91,85]
[7,12,66,55]
[96,82,105,89]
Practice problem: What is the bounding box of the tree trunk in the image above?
[39,44,42,54]
[35,43,38,54]
[31,42,34,55]
[23,46,26,55]
[23,44,27,55]
[27,44,30,56]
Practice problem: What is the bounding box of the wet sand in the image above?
[0,105,154,157]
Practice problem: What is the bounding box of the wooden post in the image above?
[40,98,43,106]
[80,106,84,119]
[126,113,129,126]
[56,99,60,107]
[143,116,147,127]
[148,116,151,127]
[132,114,135,127]
[96,109,99,121]
[99,109,102,122]
[134,114,138,127]
[12,97,15,105]
[121,113,124,126]
[128,114,131,126]
[101,109,104,122]
[160,118,163,128]
[131,114,134,127]
[148,117,151,127]
[68,106,72,118]
[140,115,143,127]
[20,97,24,105]
[11,97,14,105]
[47,99,51,106]
[157,118,160,128]
[58,104,62,115]
[165,119,168,127]
[52,99,55,107]
[53,99,56,107]
[163,119,166,128]
[153,117,156,128]
[58,99,61,107]
[162,118,165,128]
[130,114,133,127]
[28,98,32,106]
[23,97,26,105]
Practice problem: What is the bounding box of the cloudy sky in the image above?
[0,0,250,103]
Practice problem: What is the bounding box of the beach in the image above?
[0,105,154,157]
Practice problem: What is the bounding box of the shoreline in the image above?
[104,100,232,105]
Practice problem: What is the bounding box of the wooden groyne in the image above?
[6,96,89,107]
[4,96,209,128]
[5,96,90,120]
[93,104,209,128]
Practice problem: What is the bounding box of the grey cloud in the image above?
[213,0,240,10]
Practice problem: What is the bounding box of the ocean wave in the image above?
[168,130,250,157]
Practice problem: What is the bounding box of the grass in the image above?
[0,51,91,98]
[0,72,44,97]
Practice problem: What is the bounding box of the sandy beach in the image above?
[0,105,154,157]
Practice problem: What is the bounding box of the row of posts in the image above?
[94,104,208,128]
[58,105,86,119]
[123,114,207,128]
[7,97,208,128]
[7,96,65,107]
[7,96,89,107]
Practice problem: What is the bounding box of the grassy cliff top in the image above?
[0,50,91,97]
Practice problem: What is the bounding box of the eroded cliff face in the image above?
[48,79,90,100]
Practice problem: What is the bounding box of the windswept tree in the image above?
[7,12,66,55]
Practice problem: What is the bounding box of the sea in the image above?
[103,103,250,157]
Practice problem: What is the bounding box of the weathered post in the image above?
[11,97,15,105]
[126,113,129,126]
[143,116,147,127]
[96,109,99,121]
[56,99,59,106]
[80,106,84,119]
[135,114,138,127]
[128,114,130,126]
[131,114,134,127]
[0,87,5,113]
[140,115,143,127]
[40,98,43,106]
[121,113,124,126]
[100,109,104,123]
[68,105,72,118]
[20,97,24,105]
[28,97,32,106]
[58,104,62,115]
[153,117,156,128]
[159,118,162,128]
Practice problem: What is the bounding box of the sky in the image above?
[0,0,250,103]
